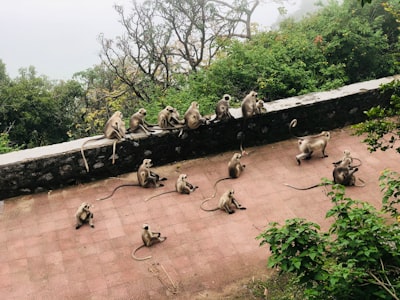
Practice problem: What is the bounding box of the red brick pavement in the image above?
[1,126,399,299]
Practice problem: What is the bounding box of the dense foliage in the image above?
[0,0,399,149]
[258,182,400,299]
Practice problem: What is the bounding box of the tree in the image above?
[257,182,400,299]
[0,67,69,147]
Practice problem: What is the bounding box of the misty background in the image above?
[0,0,325,80]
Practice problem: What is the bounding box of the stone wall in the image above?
[1,75,399,200]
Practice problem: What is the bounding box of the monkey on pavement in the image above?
[145,174,198,202]
[200,153,245,208]
[132,224,167,261]
[127,108,155,135]
[201,189,247,214]
[289,119,331,165]
[75,202,95,229]
[284,157,364,190]
[211,94,234,122]
[80,111,126,172]
[96,158,167,201]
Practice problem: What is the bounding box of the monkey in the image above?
[157,105,185,129]
[184,101,208,130]
[201,189,247,214]
[127,108,155,135]
[211,94,234,122]
[332,158,364,186]
[144,173,198,202]
[200,153,245,208]
[241,91,258,118]
[255,99,267,114]
[75,202,94,229]
[80,111,126,172]
[96,158,167,201]
[289,119,331,165]
[131,224,167,261]
[284,158,364,190]
[239,91,259,155]
[332,149,362,168]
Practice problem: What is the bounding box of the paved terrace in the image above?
[1,126,399,299]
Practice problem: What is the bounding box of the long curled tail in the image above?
[96,184,139,201]
[284,183,321,190]
[289,119,300,138]
[200,198,220,212]
[131,245,152,261]
[144,190,176,202]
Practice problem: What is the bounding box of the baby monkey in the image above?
[131,224,167,261]
[75,202,94,229]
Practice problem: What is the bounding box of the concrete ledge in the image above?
[0,75,399,200]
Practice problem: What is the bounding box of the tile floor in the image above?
[1,126,399,299]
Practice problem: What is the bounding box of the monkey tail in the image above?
[200,198,220,212]
[144,190,176,202]
[131,244,152,261]
[352,157,363,168]
[96,184,139,201]
[80,138,100,172]
[284,183,322,190]
[354,177,366,187]
[289,119,301,138]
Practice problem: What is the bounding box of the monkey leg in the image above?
[232,198,247,210]
[88,212,94,228]
[75,219,84,230]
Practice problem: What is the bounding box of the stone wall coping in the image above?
[1,75,399,168]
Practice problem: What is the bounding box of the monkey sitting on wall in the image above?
[289,119,331,165]
[145,173,198,202]
[80,111,126,172]
[201,189,247,214]
[184,101,209,130]
[211,94,234,122]
[96,158,167,201]
[75,202,94,229]
[127,108,155,135]
[131,224,167,261]
[157,105,185,129]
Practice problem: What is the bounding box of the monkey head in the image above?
[228,189,235,197]
[142,224,150,231]
[138,108,147,116]
[165,106,174,113]
[142,159,153,168]
[178,174,188,181]
[223,94,231,101]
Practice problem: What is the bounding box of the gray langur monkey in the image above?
[144,174,199,202]
[212,94,234,122]
[131,224,167,261]
[96,158,167,201]
[80,111,126,172]
[333,158,364,187]
[200,153,245,209]
[127,108,155,135]
[332,149,362,168]
[289,119,331,165]
[157,105,185,129]
[255,99,267,114]
[201,189,247,214]
[75,202,94,229]
[184,101,208,130]
[241,91,258,118]
[239,91,259,155]
[284,157,364,190]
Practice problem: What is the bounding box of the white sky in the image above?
[0,0,301,81]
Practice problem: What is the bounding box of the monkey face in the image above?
[143,159,153,168]
[165,106,174,113]
[229,189,235,196]
[179,174,187,180]
[137,108,147,116]
[142,224,149,230]
[223,94,231,101]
